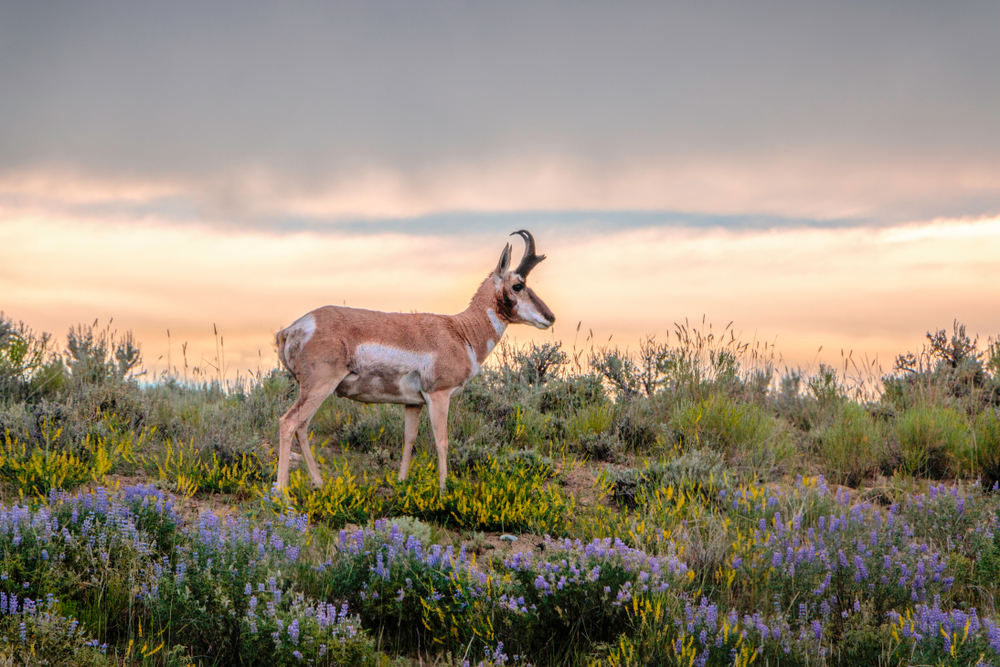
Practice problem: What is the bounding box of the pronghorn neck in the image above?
[454,274,509,364]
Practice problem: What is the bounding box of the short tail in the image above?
[275,330,296,379]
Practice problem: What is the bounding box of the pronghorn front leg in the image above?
[423,390,453,492]
[399,404,422,481]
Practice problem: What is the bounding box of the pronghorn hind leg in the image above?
[399,404,422,481]
[423,390,453,492]
[296,422,324,488]
[277,367,348,489]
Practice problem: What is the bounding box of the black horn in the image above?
[510,230,546,277]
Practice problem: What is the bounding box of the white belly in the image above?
[336,344,434,405]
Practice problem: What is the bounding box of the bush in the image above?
[64,322,141,387]
[815,402,888,487]
[316,521,492,655]
[494,340,568,386]
[0,601,110,667]
[537,374,605,415]
[672,394,793,475]
[972,410,1000,489]
[895,406,969,478]
[602,449,726,509]
[0,314,57,404]
[573,432,622,462]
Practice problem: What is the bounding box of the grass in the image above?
[5,314,1000,664]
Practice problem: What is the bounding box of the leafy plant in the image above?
[815,402,888,487]
[895,406,969,478]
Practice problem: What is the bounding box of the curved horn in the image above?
[510,229,546,277]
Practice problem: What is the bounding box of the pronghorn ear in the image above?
[495,243,512,277]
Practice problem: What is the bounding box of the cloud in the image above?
[3,154,999,234]
[2,3,999,225]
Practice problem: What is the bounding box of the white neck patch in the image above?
[466,343,480,376]
[487,309,507,338]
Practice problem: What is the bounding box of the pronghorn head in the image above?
[493,230,556,330]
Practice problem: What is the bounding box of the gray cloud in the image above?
[2,1,999,222]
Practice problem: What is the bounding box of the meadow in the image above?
[2,312,1000,666]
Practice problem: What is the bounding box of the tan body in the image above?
[275,231,555,491]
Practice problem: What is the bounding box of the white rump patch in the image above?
[279,313,316,371]
[487,309,507,338]
[286,313,316,342]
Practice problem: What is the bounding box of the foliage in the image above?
[6,314,1000,664]
[279,454,574,534]
[151,438,270,498]
[815,402,888,487]
[895,406,969,478]
[672,393,794,474]
[0,313,60,403]
[0,427,139,495]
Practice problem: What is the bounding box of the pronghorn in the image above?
[274,230,555,491]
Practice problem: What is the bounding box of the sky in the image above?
[2,2,999,382]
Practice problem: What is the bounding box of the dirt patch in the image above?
[477,531,547,555]
[558,461,620,509]
[560,462,597,503]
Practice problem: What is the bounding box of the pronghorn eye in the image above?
[512,283,525,292]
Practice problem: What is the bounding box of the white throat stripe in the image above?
[487,309,507,337]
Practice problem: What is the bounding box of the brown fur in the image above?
[274,235,555,491]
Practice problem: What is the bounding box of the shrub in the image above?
[972,410,1000,489]
[494,340,568,386]
[590,346,644,399]
[502,537,692,659]
[0,314,57,404]
[601,449,727,509]
[317,521,493,655]
[672,394,793,474]
[0,599,110,667]
[537,374,605,415]
[64,322,142,387]
[884,321,996,413]
[573,432,622,462]
[815,402,888,487]
[895,406,969,478]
